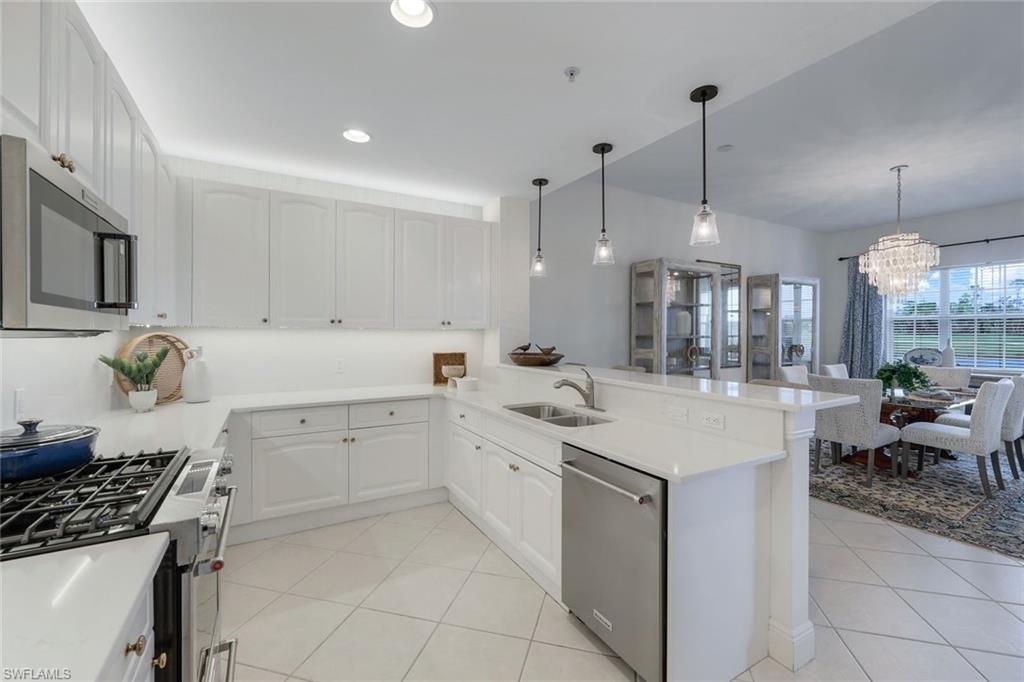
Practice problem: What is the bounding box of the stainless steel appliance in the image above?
[561,444,667,682]
[0,445,237,682]
[0,135,136,332]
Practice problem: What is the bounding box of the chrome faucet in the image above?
[553,366,602,411]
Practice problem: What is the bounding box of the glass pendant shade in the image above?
[858,232,939,296]
[530,250,547,277]
[690,202,720,246]
[593,235,615,265]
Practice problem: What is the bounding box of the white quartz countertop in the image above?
[1,533,169,681]
[447,390,785,482]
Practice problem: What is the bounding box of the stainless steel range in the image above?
[0,446,238,682]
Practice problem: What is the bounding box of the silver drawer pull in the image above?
[389,410,395,416]
[561,461,651,505]
[198,638,238,682]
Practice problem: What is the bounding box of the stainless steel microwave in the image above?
[1,135,136,332]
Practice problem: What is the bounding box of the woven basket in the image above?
[114,332,190,405]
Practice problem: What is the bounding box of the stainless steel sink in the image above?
[502,403,612,428]
[542,414,612,428]
[503,403,573,419]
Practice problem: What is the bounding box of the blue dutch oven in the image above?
[1,418,99,481]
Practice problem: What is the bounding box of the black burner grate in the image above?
[0,449,189,560]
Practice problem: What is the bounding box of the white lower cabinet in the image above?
[514,459,561,586]
[447,425,483,513]
[349,422,428,503]
[480,443,516,543]
[252,430,349,520]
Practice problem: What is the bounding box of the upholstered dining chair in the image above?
[808,375,900,487]
[934,375,1024,480]
[779,365,810,386]
[920,366,972,389]
[900,378,1014,498]
[822,364,850,378]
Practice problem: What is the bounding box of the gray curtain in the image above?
[839,259,884,378]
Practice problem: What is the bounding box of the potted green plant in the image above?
[99,347,170,412]
[875,360,932,397]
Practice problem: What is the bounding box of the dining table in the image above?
[846,388,977,477]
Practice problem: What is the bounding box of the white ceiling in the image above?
[79,1,929,208]
[599,1,1024,231]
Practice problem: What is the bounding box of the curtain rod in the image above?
[836,233,1024,262]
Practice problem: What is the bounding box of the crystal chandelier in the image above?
[858,165,939,296]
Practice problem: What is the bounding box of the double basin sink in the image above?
[503,403,613,428]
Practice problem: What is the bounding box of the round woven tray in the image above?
[507,351,564,367]
[114,332,190,405]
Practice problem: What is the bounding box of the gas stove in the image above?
[0,448,191,560]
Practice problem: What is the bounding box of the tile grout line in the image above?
[934,555,1021,603]
[399,620,441,682]
[844,544,992,600]
[809,574,1005,605]
[284,601,360,680]
[829,627,875,682]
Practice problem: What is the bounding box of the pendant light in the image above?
[530,178,548,278]
[858,165,939,296]
[689,84,720,246]
[592,142,615,265]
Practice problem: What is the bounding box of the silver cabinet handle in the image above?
[474,445,481,450]
[198,638,238,682]
[197,486,237,574]
[561,461,651,505]
[157,312,167,319]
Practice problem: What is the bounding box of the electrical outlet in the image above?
[701,412,725,430]
[663,406,688,422]
[335,359,345,374]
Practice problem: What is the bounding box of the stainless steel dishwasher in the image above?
[561,444,667,682]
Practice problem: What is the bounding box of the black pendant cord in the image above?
[536,183,543,252]
[701,97,707,205]
[600,150,607,236]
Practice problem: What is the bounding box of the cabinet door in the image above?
[515,460,561,586]
[1,0,44,140]
[481,443,515,543]
[337,201,394,328]
[130,126,158,325]
[447,426,482,513]
[394,210,444,329]
[251,431,349,520]
[445,217,491,329]
[192,180,269,327]
[349,422,428,503]
[105,66,135,221]
[52,2,104,194]
[154,164,176,325]
[269,191,336,327]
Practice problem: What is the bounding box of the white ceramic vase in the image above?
[129,389,158,413]
[182,347,212,403]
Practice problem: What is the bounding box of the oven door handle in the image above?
[94,231,138,310]
[198,637,238,682]
[197,485,237,575]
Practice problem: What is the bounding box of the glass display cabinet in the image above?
[630,259,721,378]
[746,274,820,381]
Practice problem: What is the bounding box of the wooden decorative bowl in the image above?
[114,332,190,404]
[507,351,565,367]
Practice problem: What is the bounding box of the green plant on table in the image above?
[875,360,933,393]
[99,347,170,391]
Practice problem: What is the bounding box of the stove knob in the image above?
[214,476,230,497]
[200,510,219,536]
[219,455,234,475]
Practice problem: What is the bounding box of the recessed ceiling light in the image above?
[390,0,434,28]
[716,144,734,152]
[342,129,372,143]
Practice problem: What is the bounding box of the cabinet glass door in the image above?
[780,281,816,371]
[665,267,712,376]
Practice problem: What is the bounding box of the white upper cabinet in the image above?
[269,191,336,328]
[192,180,270,327]
[395,210,445,329]
[154,163,177,325]
[50,2,105,194]
[130,126,159,325]
[395,211,492,329]
[445,217,491,329]
[1,0,45,140]
[104,66,135,221]
[337,201,394,328]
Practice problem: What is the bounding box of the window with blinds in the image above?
[887,261,1024,369]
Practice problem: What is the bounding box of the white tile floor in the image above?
[218,499,1023,681]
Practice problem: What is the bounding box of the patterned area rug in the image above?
[809,442,1024,561]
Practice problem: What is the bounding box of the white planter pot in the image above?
[129,389,158,413]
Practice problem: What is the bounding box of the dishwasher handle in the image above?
[561,461,651,505]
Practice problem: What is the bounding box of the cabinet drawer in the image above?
[350,399,428,429]
[449,403,483,432]
[252,405,349,438]
[484,416,561,473]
